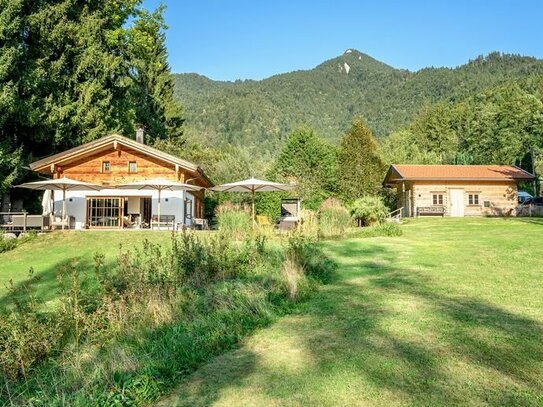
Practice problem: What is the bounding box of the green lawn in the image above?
[158,218,543,406]
[0,231,174,309]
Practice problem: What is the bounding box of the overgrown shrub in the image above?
[0,231,38,253]
[0,231,335,405]
[0,234,18,253]
[350,196,389,226]
[286,233,336,284]
[0,268,64,380]
[318,198,352,238]
[297,209,318,239]
[215,202,252,240]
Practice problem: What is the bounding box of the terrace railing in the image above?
[0,212,50,232]
[387,207,404,223]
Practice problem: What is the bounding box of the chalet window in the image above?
[128,161,137,173]
[102,161,111,173]
[432,193,444,206]
[468,193,480,205]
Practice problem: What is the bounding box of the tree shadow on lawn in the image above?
[160,239,543,406]
[0,256,115,312]
[513,217,543,226]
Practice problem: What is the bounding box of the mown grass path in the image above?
[159,218,543,406]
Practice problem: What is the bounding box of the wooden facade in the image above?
[384,165,534,218]
[395,180,518,217]
[29,134,211,227]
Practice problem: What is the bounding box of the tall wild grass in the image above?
[0,230,335,406]
[318,198,352,239]
[215,202,252,239]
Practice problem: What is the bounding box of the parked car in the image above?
[524,196,543,205]
[518,191,533,204]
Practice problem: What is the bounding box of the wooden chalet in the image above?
[29,133,212,229]
[383,164,535,217]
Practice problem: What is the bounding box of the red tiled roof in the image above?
[384,164,534,185]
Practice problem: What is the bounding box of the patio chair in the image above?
[51,216,75,230]
[256,215,271,226]
[192,218,209,230]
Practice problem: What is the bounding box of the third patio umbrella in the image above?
[211,177,296,224]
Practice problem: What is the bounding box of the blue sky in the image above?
[143,0,543,81]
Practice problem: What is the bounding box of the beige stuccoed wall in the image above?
[407,180,518,216]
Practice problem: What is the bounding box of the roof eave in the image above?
[382,165,405,187]
[29,134,202,176]
[401,176,534,182]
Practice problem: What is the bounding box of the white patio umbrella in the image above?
[41,189,53,216]
[16,176,102,230]
[116,178,203,227]
[211,177,296,223]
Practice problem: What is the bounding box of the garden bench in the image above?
[417,206,446,217]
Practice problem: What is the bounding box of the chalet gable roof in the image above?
[29,133,212,186]
[384,164,534,186]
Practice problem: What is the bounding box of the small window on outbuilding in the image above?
[468,193,480,205]
[128,161,137,173]
[432,193,444,205]
[102,161,111,173]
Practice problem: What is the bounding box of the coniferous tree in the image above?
[337,117,385,201]
[0,0,184,204]
[128,5,184,143]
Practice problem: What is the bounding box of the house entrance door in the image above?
[449,189,465,217]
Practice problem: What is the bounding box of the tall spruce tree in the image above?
[128,5,184,143]
[0,0,184,206]
[337,117,385,201]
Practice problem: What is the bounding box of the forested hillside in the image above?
[174,50,543,151]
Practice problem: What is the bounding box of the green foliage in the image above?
[382,82,543,185]
[337,118,385,201]
[0,1,182,192]
[0,144,21,196]
[272,126,337,210]
[0,232,334,405]
[0,235,18,253]
[318,198,352,239]
[350,196,389,226]
[352,221,403,238]
[409,103,460,161]
[0,268,63,380]
[381,129,442,165]
[457,83,543,167]
[297,209,319,239]
[286,232,337,283]
[175,51,543,158]
[0,231,37,254]
[215,203,252,239]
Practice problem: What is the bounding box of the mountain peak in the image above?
[315,49,396,74]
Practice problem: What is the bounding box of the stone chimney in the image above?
[136,126,145,144]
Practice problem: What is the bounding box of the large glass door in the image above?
[87,197,123,228]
